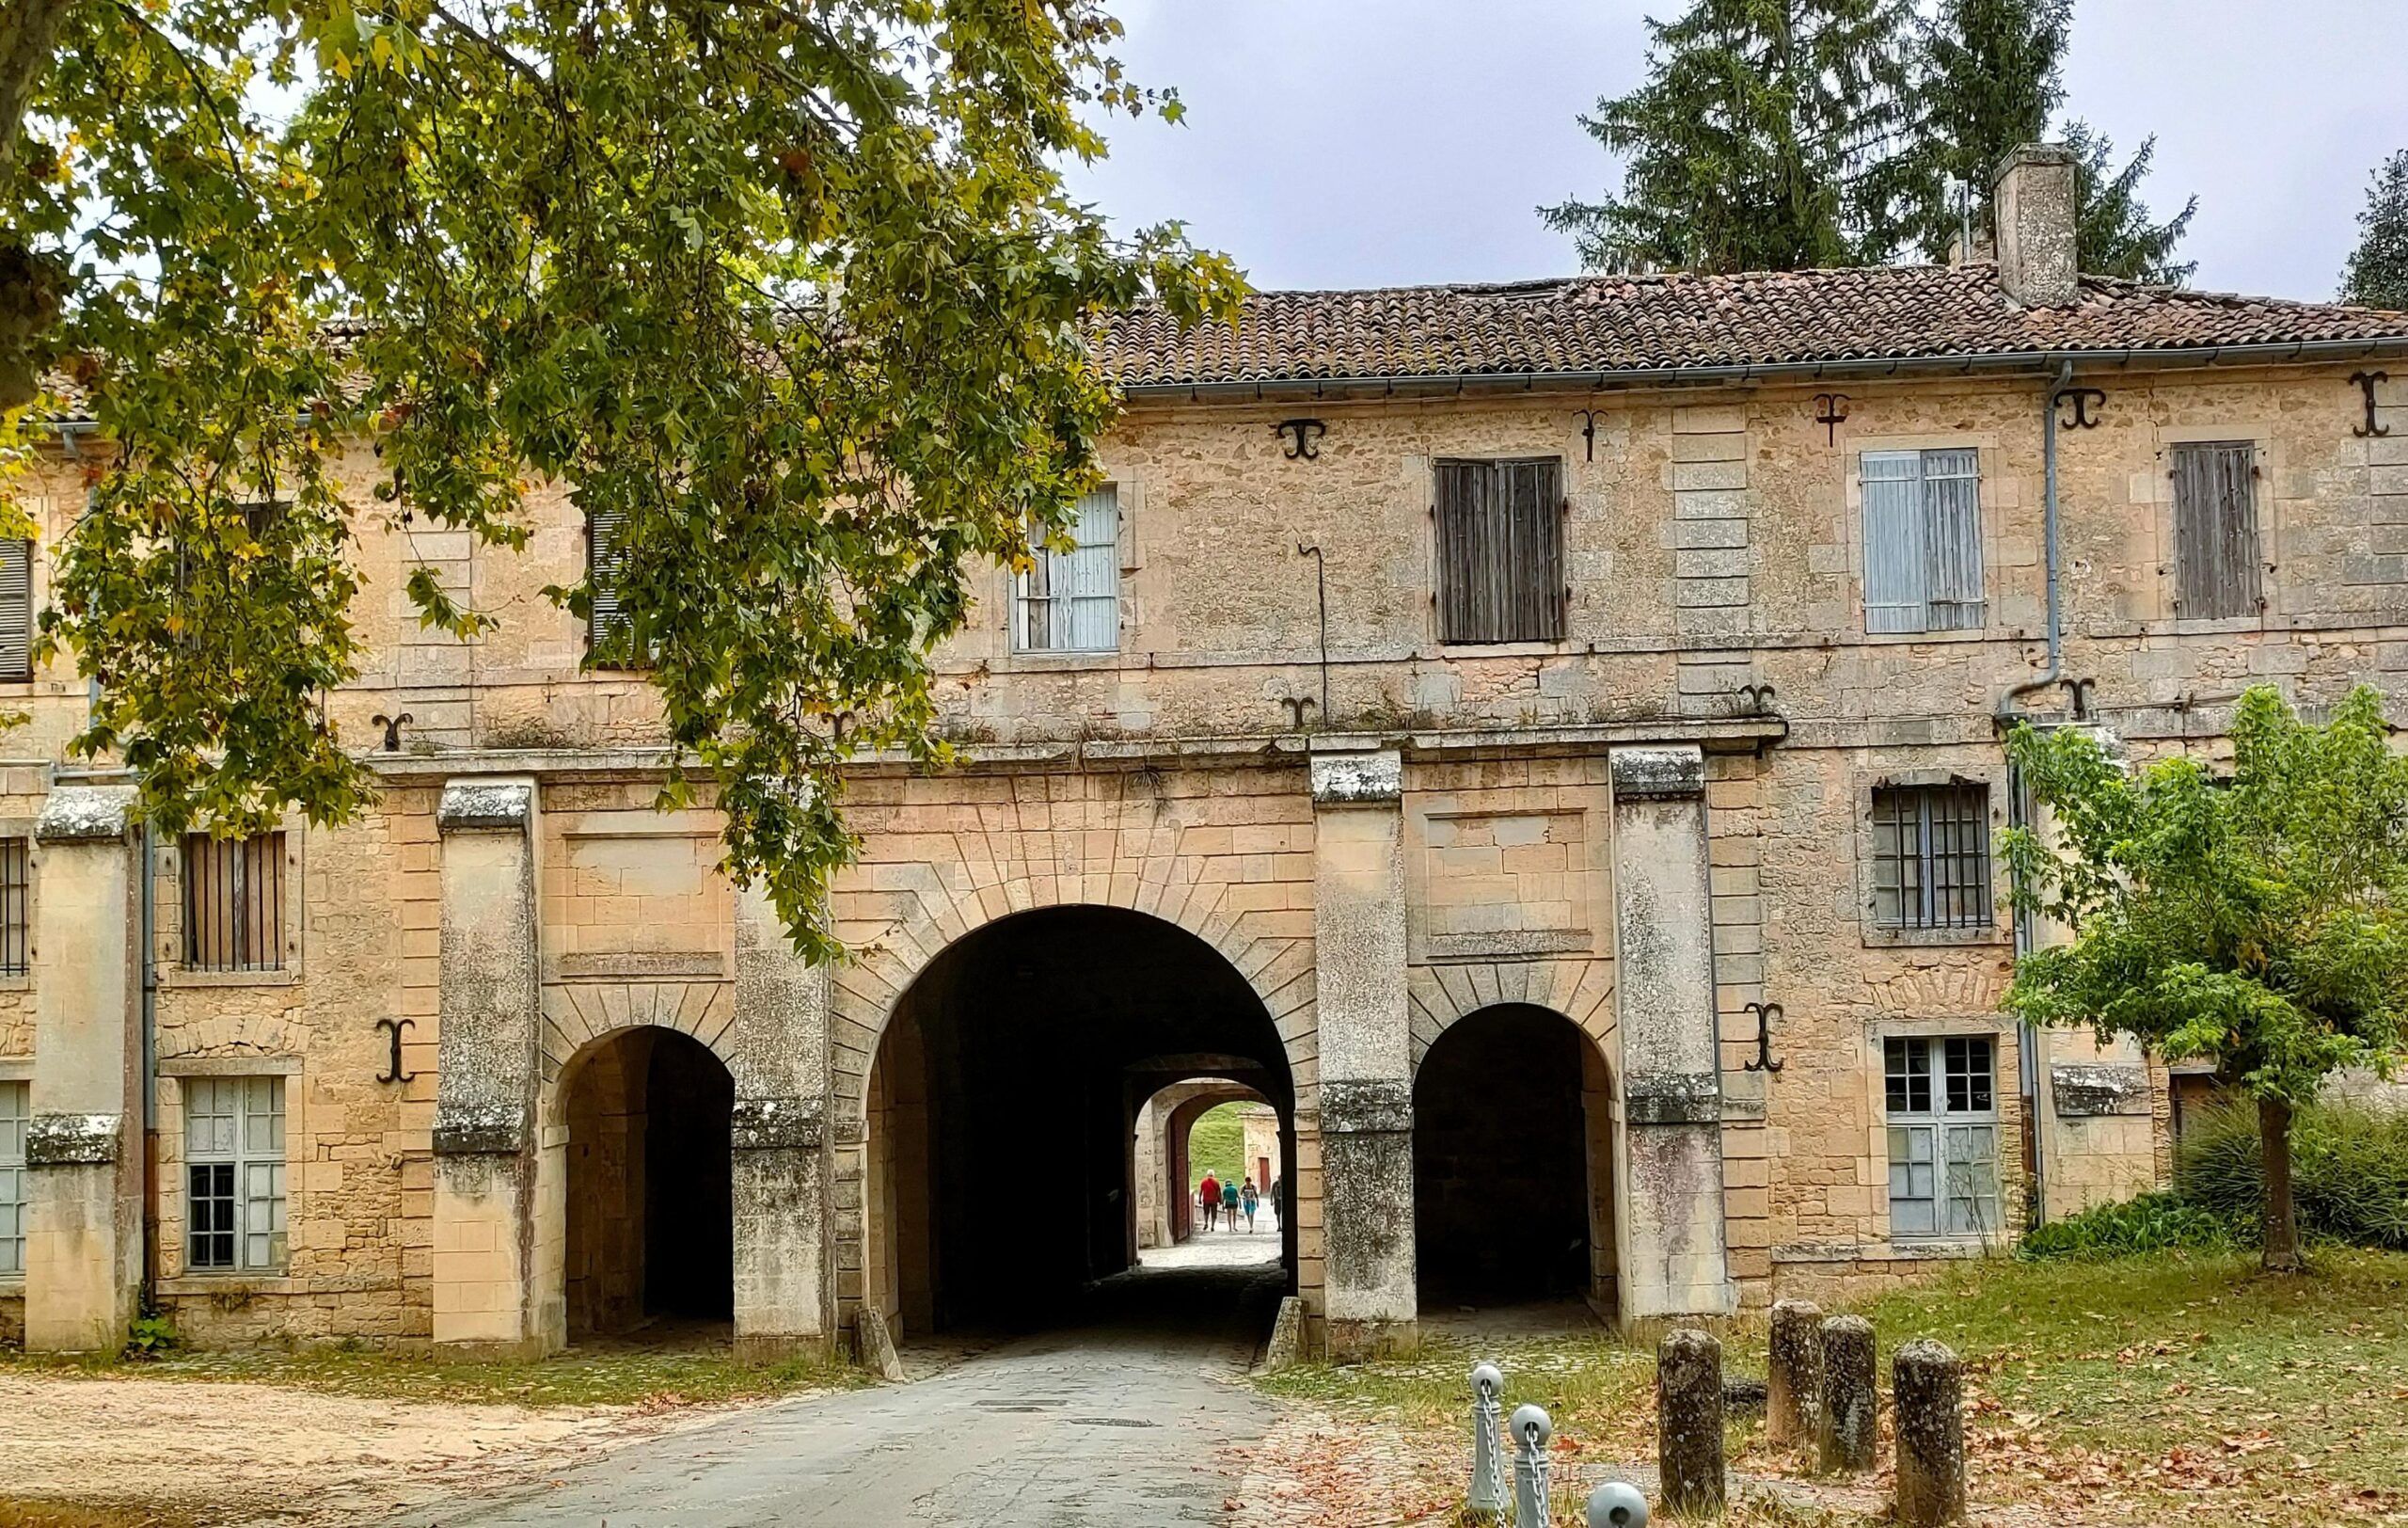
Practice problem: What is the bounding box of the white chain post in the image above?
[1586,1480,1649,1527]
[1510,1403,1552,1526]
[1468,1361,1506,1516]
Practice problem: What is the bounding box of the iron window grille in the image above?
[183,1074,286,1272]
[2170,440,2262,620]
[0,1079,24,1276]
[0,538,30,682]
[1434,457,1566,645]
[1861,448,1984,633]
[1870,783,1992,931]
[182,832,287,973]
[1013,486,1120,653]
[1884,1035,2001,1239]
[0,836,25,976]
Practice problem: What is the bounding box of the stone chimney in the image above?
[1991,143,2079,307]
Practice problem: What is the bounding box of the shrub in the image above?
[2175,1096,2408,1251]
[2017,1190,2233,1261]
[124,1310,179,1359]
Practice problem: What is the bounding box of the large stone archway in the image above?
[854,904,1300,1337]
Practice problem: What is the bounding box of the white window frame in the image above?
[0,1079,24,1277]
[1861,447,1985,634]
[1012,486,1119,653]
[1884,1034,2002,1241]
[183,1075,287,1273]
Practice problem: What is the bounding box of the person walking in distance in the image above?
[1269,1174,1283,1226]
[1197,1171,1219,1233]
[1240,1177,1260,1234]
[1221,1173,1241,1232]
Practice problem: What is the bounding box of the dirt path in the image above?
[0,1372,730,1526]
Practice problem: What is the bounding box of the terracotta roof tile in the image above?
[1097,264,2408,389]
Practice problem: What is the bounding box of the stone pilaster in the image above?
[726,884,832,1359]
[1608,746,1736,1318]
[430,778,547,1356]
[24,785,141,1353]
[1308,747,1416,1359]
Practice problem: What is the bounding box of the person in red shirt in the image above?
[1196,1172,1220,1233]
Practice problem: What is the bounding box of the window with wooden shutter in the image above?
[2171,440,2261,620]
[1013,486,1119,652]
[1861,449,1984,633]
[585,504,636,664]
[0,539,32,681]
[1434,457,1564,644]
[182,832,287,973]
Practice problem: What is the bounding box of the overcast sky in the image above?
[1061,1,2408,302]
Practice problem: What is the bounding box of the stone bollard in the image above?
[1766,1298,1824,1449]
[1467,1361,1505,1518]
[1893,1339,1968,1525]
[1585,1479,1650,1527]
[1656,1328,1725,1515]
[1510,1404,1553,1528]
[1817,1314,1878,1474]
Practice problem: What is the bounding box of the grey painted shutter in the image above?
[1861,452,1927,632]
[1919,449,1984,630]
[586,505,626,657]
[2173,441,2261,619]
[0,540,28,681]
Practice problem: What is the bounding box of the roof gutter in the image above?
[1116,336,2408,403]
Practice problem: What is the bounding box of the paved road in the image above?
[394,1257,1283,1528]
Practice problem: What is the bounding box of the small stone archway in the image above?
[547,1024,735,1340]
[1411,1001,1619,1316]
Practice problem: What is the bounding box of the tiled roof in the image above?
[1097,263,2408,390]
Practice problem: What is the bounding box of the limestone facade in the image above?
[5,203,2408,1356]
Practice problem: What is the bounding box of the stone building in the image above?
[4,146,2408,1359]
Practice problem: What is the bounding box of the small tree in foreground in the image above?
[2002,685,2408,1270]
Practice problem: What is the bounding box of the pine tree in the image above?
[2066,121,2197,284]
[1540,0,1924,274]
[1906,0,2070,263]
[2340,150,2408,310]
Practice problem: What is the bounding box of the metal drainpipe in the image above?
[1997,361,2073,1226]
[138,821,158,1309]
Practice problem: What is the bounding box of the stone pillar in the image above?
[1608,746,1735,1319]
[431,778,547,1357]
[1819,1314,1878,1474]
[1309,747,1415,1360]
[1656,1327,1726,1515]
[725,885,832,1360]
[1766,1297,1825,1448]
[1894,1339,1967,1525]
[23,786,140,1353]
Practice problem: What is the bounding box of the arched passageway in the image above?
[559,1027,735,1339]
[1413,1003,1616,1312]
[863,906,1296,1336]
[1134,1080,1286,1252]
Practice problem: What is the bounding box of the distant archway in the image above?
[1412,1003,1616,1312]
[557,1027,735,1338]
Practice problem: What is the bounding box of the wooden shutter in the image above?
[2172,441,2260,620]
[1861,452,1928,632]
[1434,458,1563,644]
[0,540,28,681]
[1919,449,1985,630]
[586,504,628,660]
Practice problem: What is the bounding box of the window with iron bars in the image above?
[0,836,25,976]
[182,833,287,973]
[1869,783,1992,932]
[183,1074,286,1272]
[1885,1035,2001,1239]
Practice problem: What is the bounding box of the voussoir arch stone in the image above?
[1406,957,1617,1077]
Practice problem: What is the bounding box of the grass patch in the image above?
[1187,1101,1249,1188]
[2,1336,865,1409]
[1260,1249,2408,1522]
